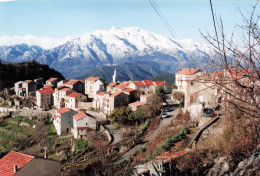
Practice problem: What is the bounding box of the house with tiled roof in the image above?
[53,107,77,135]
[46,77,59,86]
[114,82,131,92]
[175,68,202,92]
[36,88,54,109]
[63,79,85,94]
[93,91,130,117]
[73,112,97,139]
[65,92,86,109]
[53,86,75,109]
[85,77,105,99]
[128,101,146,111]
[0,151,60,176]
[106,82,120,92]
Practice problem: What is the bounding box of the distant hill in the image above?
[0,61,64,90]
[151,73,175,93]
[75,61,165,82]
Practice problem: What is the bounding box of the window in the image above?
[191,82,193,85]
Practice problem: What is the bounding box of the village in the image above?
[0,67,258,175]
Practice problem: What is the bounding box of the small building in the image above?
[73,112,97,139]
[140,94,151,103]
[14,80,37,97]
[53,107,77,135]
[85,77,105,99]
[53,86,74,109]
[65,92,86,109]
[63,79,85,94]
[106,82,120,92]
[175,68,202,92]
[93,91,130,116]
[0,151,60,176]
[46,77,59,86]
[36,88,54,109]
[114,82,130,92]
[129,101,146,111]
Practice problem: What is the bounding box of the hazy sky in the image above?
[0,0,259,43]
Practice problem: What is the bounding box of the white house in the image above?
[36,88,54,109]
[85,77,105,99]
[53,86,74,108]
[175,68,202,92]
[73,112,97,139]
[53,107,77,135]
[65,92,86,109]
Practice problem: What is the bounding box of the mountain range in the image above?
[0,27,216,81]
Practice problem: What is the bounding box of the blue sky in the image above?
[0,0,259,44]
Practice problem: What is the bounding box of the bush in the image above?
[161,128,189,150]
[75,139,89,151]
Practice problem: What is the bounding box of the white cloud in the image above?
[0,35,73,49]
[0,0,16,2]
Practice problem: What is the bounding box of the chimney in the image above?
[14,165,18,173]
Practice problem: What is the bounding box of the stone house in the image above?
[14,80,37,97]
[63,79,85,94]
[85,77,105,99]
[113,82,130,92]
[129,101,146,111]
[0,151,60,176]
[73,112,97,139]
[93,91,130,116]
[65,92,86,109]
[140,94,151,103]
[36,88,54,109]
[53,107,77,135]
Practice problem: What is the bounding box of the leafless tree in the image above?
[197,1,260,118]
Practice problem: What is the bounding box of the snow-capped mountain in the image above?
[0,27,216,79]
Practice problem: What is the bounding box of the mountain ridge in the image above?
[0,27,216,79]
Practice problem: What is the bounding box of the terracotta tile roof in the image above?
[55,85,67,90]
[23,80,32,84]
[110,91,122,98]
[129,101,146,107]
[64,79,83,85]
[123,88,135,93]
[60,88,71,92]
[132,81,146,86]
[154,81,168,86]
[44,84,55,89]
[56,107,71,114]
[85,77,99,81]
[38,88,54,94]
[97,92,105,96]
[142,80,154,86]
[176,68,200,75]
[73,112,86,120]
[46,77,58,82]
[114,82,130,90]
[0,151,34,176]
[67,92,80,98]
[153,151,187,162]
[107,82,118,87]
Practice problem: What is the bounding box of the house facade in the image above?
[175,68,202,92]
[93,91,130,116]
[14,80,37,97]
[65,92,86,109]
[85,77,105,99]
[73,112,97,139]
[46,77,59,86]
[64,79,85,94]
[36,88,54,109]
[53,86,74,108]
[53,107,77,135]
